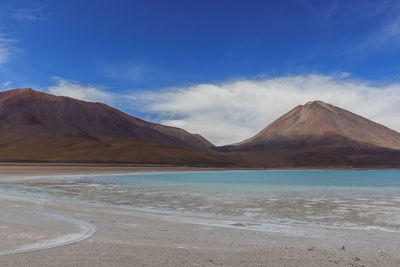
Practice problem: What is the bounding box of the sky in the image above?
[1,0,400,145]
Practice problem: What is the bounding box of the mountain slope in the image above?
[220,101,400,167]
[0,88,230,165]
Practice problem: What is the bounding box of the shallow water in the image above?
[4,170,400,232]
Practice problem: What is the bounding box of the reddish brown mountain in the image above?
[1,90,399,167]
[0,88,230,165]
[220,101,400,167]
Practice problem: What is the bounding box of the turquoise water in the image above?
[67,170,400,231]
[87,170,400,196]
[109,170,400,187]
[5,170,400,231]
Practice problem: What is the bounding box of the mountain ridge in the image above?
[0,88,234,165]
[0,88,213,150]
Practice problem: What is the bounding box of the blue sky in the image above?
[1,0,400,144]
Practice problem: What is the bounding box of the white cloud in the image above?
[0,33,17,65]
[48,78,114,104]
[135,74,400,146]
[0,46,10,65]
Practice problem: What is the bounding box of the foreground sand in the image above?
[1,164,400,266]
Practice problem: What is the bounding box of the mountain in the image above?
[1,90,399,167]
[0,88,230,165]
[219,101,400,167]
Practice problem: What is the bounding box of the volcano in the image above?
[220,101,400,167]
[0,88,230,165]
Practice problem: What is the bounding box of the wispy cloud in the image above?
[13,8,45,21]
[357,1,400,52]
[134,74,400,145]
[0,33,18,65]
[306,0,400,55]
[47,77,114,104]
[362,19,400,51]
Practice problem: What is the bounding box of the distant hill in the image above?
[0,88,231,165]
[218,101,400,167]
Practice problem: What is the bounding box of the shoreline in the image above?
[0,163,399,179]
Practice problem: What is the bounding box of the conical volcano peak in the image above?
[301,100,337,113]
[303,100,327,106]
[232,101,400,150]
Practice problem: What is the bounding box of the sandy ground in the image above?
[0,164,400,266]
